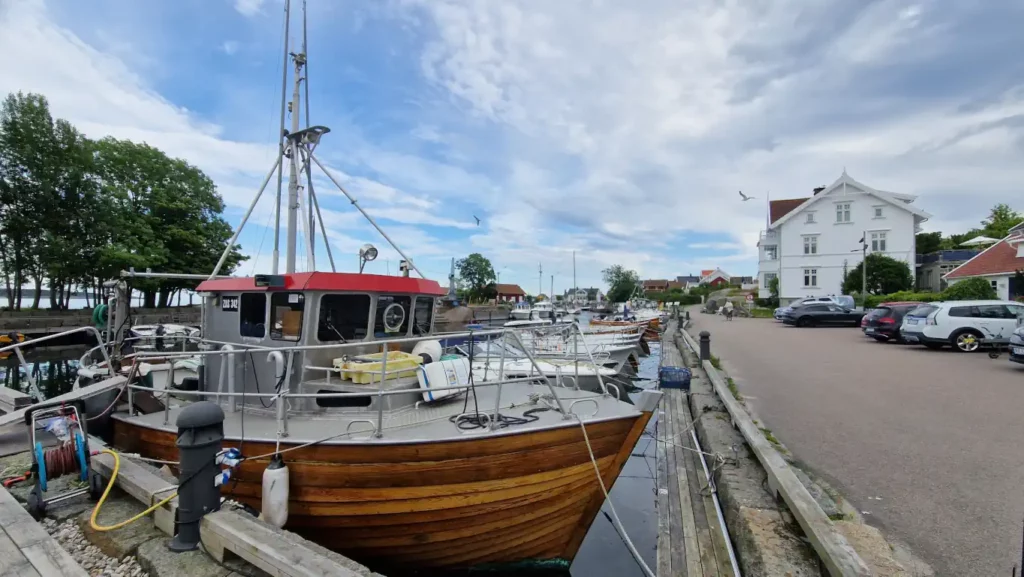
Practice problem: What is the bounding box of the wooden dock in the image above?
[0,486,88,576]
[656,322,735,577]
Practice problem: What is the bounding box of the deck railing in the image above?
[123,327,622,440]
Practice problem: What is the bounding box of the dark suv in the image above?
[862,302,924,342]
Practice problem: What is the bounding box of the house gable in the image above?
[769,171,931,230]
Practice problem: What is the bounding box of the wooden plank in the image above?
[0,487,87,576]
[201,510,368,577]
[675,390,719,577]
[0,387,32,413]
[678,329,872,577]
[656,408,672,577]
[90,452,177,536]
[667,390,702,577]
[0,529,34,577]
[664,401,687,575]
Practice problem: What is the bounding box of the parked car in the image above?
[1010,325,1024,365]
[781,303,866,327]
[774,296,847,320]
[861,301,924,342]
[900,300,1024,352]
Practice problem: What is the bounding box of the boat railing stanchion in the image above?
[375,342,388,439]
[509,331,569,419]
[575,324,609,396]
[226,346,238,412]
[277,350,295,439]
[491,331,509,430]
[164,360,175,425]
[573,328,579,390]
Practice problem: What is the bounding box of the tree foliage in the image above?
[915,231,943,255]
[942,277,997,301]
[842,253,914,295]
[455,253,496,303]
[602,265,640,303]
[917,204,1023,254]
[0,91,245,309]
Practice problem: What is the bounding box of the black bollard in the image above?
[699,331,711,362]
[169,401,225,552]
[685,311,691,322]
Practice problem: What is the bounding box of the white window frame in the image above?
[990,279,998,290]
[870,231,887,253]
[873,206,884,219]
[803,235,818,255]
[764,245,777,260]
[806,212,816,224]
[803,268,818,287]
[836,202,852,223]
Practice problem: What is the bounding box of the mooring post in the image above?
[699,330,711,362]
[169,401,225,552]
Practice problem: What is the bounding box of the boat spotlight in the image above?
[358,244,378,273]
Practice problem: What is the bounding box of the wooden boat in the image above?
[106,272,661,572]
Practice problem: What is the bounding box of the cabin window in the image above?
[374,295,412,337]
[270,292,305,341]
[239,293,266,338]
[412,297,435,335]
[317,294,371,342]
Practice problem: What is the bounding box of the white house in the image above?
[943,222,1024,300]
[756,171,931,305]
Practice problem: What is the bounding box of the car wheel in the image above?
[951,330,983,353]
[796,317,808,327]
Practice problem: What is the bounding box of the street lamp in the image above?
[852,232,867,306]
[358,244,378,273]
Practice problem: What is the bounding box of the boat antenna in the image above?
[208,1,426,279]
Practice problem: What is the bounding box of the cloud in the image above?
[233,0,265,18]
[221,40,240,55]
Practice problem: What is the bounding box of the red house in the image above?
[495,283,527,303]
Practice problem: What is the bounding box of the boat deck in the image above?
[116,380,647,444]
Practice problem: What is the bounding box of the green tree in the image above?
[942,277,997,301]
[602,265,640,303]
[842,253,914,295]
[915,232,943,255]
[979,203,1023,239]
[455,253,496,303]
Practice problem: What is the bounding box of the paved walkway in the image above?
[686,307,1024,577]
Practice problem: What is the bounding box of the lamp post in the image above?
[852,232,867,307]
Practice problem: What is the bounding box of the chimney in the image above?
[813,186,826,195]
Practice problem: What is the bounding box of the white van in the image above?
[899,300,1024,352]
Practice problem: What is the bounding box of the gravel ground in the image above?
[42,517,149,577]
[687,307,1024,577]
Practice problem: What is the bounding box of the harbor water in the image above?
[1,332,662,577]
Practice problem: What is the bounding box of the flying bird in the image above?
[738,191,756,202]
[473,215,481,226]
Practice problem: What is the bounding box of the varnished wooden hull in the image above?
[113,412,652,571]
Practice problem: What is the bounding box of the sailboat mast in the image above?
[272,0,291,274]
[572,250,577,306]
[538,264,542,298]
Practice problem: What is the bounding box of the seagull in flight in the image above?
[473,215,481,226]
[738,191,756,202]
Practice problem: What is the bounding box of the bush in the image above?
[941,277,997,301]
[863,291,941,308]
[755,297,779,308]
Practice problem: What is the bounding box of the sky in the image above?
[1,0,1022,295]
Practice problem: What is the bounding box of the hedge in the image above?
[863,278,999,308]
[863,292,941,308]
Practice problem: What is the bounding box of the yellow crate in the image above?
[332,351,423,384]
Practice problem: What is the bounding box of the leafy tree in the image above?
[942,277,996,301]
[979,203,1023,239]
[602,265,640,303]
[455,253,496,303]
[842,253,913,295]
[915,232,943,255]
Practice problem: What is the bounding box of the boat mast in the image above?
[538,263,542,299]
[285,28,305,273]
[572,250,576,306]
[272,0,290,275]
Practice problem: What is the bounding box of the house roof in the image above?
[769,171,932,230]
[944,233,1024,279]
[667,281,684,290]
[495,283,526,295]
[700,269,714,278]
[643,279,670,288]
[770,198,809,224]
[676,275,700,283]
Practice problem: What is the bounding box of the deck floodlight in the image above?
[359,244,378,273]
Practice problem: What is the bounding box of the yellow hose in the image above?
[90,449,178,532]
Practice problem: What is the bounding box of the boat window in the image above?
[318,294,371,342]
[374,295,412,337]
[270,292,305,341]
[412,297,434,335]
[239,293,266,338]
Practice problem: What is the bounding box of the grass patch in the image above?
[726,377,742,400]
[828,512,852,522]
[750,308,774,319]
[760,427,781,447]
[710,355,722,370]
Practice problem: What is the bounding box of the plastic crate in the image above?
[658,366,691,391]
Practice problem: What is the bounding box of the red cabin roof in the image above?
[196,272,447,296]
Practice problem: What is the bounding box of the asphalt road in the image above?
[686,308,1024,576]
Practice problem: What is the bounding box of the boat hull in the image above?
[112,410,652,572]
